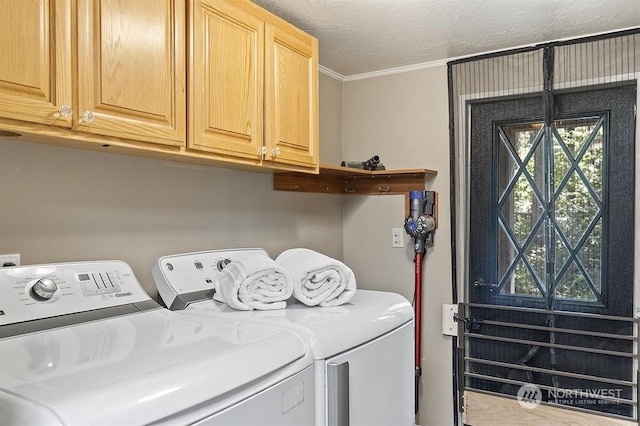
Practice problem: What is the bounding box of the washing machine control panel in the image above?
[0,261,151,326]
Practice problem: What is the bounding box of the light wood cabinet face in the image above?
[0,0,72,127]
[77,0,185,146]
[0,0,318,174]
[189,0,263,160]
[265,23,318,169]
[190,0,318,171]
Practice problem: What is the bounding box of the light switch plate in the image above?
[442,303,458,336]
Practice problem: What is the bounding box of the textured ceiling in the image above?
[251,0,640,78]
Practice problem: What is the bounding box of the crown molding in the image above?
[319,59,448,83]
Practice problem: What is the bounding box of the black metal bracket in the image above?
[454,313,483,332]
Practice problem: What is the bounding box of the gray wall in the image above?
[341,65,453,426]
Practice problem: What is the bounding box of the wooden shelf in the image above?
[273,163,437,195]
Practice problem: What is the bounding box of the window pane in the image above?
[500,257,543,296]
[555,262,598,301]
[552,117,604,301]
[497,122,545,297]
[579,218,603,293]
[555,172,599,247]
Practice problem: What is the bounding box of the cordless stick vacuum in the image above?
[404,191,436,415]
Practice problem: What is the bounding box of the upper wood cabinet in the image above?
[0,0,72,128]
[0,0,317,173]
[76,0,186,146]
[0,0,185,147]
[264,19,318,171]
[189,0,264,160]
[190,0,319,172]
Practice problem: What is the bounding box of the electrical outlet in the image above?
[392,228,404,248]
[0,253,20,267]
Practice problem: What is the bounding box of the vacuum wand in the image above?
[404,191,435,416]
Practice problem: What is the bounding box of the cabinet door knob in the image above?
[272,147,281,155]
[80,111,95,123]
[58,105,72,119]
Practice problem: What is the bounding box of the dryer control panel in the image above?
[0,261,151,326]
[152,248,266,308]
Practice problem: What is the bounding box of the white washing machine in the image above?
[0,260,314,425]
[152,248,415,426]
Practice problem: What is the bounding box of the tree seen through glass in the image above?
[497,117,604,301]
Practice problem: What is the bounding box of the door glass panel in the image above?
[524,224,546,287]
[555,118,596,159]
[504,172,544,247]
[497,221,516,289]
[500,257,542,296]
[579,218,603,293]
[497,122,545,297]
[555,261,597,301]
[552,117,603,300]
[555,172,599,247]
[497,124,543,200]
[554,228,571,277]
[553,132,570,193]
[497,130,518,201]
[496,115,605,301]
[581,124,604,200]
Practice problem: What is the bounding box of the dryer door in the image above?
[324,321,414,426]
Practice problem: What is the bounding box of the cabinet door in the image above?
[76,0,185,146]
[0,0,72,127]
[189,0,264,161]
[264,22,318,171]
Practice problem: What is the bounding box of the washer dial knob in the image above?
[32,278,58,300]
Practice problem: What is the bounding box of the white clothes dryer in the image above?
[0,260,314,425]
[153,248,415,426]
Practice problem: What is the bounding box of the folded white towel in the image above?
[276,248,356,307]
[214,252,293,311]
